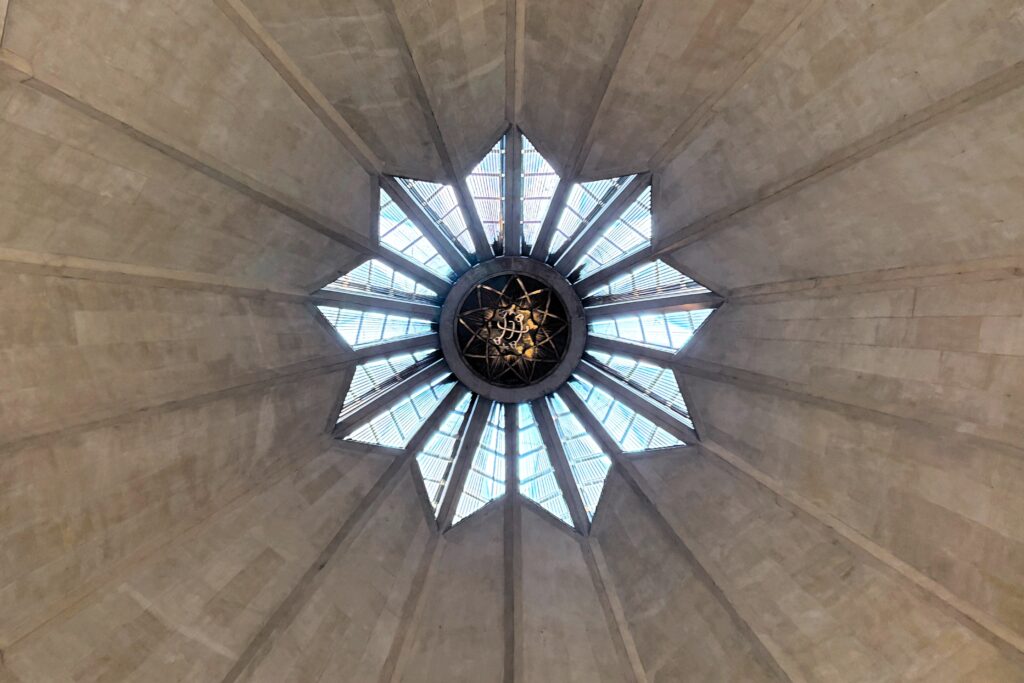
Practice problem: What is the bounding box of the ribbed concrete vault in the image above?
[1,1,1023,681]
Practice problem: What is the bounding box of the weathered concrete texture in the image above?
[4,0,371,232]
[1,444,390,682]
[519,0,640,174]
[668,81,1024,289]
[519,506,624,683]
[685,277,1024,638]
[401,504,505,683]
[635,451,1023,681]
[392,0,506,175]
[657,0,1024,242]
[0,271,340,443]
[0,80,356,289]
[582,0,802,178]
[242,0,446,180]
[0,371,349,649]
[237,467,432,681]
[593,469,783,681]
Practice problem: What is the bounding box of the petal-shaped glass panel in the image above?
[346,375,455,449]
[550,176,634,255]
[397,178,475,253]
[569,377,682,452]
[517,403,572,526]
[547,394,611,519]
[467,138,506,248]
[379,190,455,281]
[322,259,437,302]
[586,351,692,428]
[318,307,433,349]
[521,136,559,250]
[588,309,712,352]
[340,350,438,421]
[417,392,474,514]
[453,402,506,524]
[582,260,707,302]
[575,186,652,278]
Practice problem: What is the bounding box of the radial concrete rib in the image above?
[0,48,387,262]
[648,0,822,170]
[573,246,653,296]
[505,0,525,125]
[555,387,800,683]
[344,334,440,363]
[310,289,440,319]
[585,291,723,319]
[528,177,572,262]
[586,336,677,365]
[503,407,522,683]
[654,58,1024,255]
[700,440,1024,666]
[582,539,648,683]
[504,129,524,256]
[219,451,416,683]
[381,176,472,274]
[565,0,648,178]
[575,361,698,445]
[0,352,350,458]
[437,397,493,530]
[381,531,443,683]
[531,399,590,534]
[214,0,382,174]
[554,174,651,277]
[335,359,448,438]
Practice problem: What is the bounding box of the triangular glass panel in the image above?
[397,178,475,254]
[317,307,433,349]
[517,403,573,527]
[339,350,439,421]
[575,186,652,279]
[569,376,682,452]
[416,392,473,515]
[550,175,634,255]
[467,137,506,249]
[322,259,437,302]
[345,375,455,449]
[582,260,708,302]
[453,402,506,525]
[588,309,712,353]
[546,394,612,520]
[586,351,692,429]
[520,135,560,251]
[379,189,455,281]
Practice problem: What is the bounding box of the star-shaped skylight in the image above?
[313,129,722,534]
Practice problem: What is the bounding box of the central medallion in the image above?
[440,257,587,403]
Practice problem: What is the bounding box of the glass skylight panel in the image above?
[521,136,559,250]
[397,178,475,253]
[586,352,692,428]
[322,259,437,302]
[346,375,455,449]
[340,350,437,420]
[569,377,682,452]
[588,309,712,352]
[467,138,506,247]
[547,394,611,520]
[417,393,473,513]
[379,190,454,281]
[318,307,433,349]
[584,260,708,302]
[517,404,572,526]
[575,186,652,278]
[549,176,634,255]
[453,403,506,524]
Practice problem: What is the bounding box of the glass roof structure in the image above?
[315,127,721,533]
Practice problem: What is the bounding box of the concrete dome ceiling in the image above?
[1,1,1023,682]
